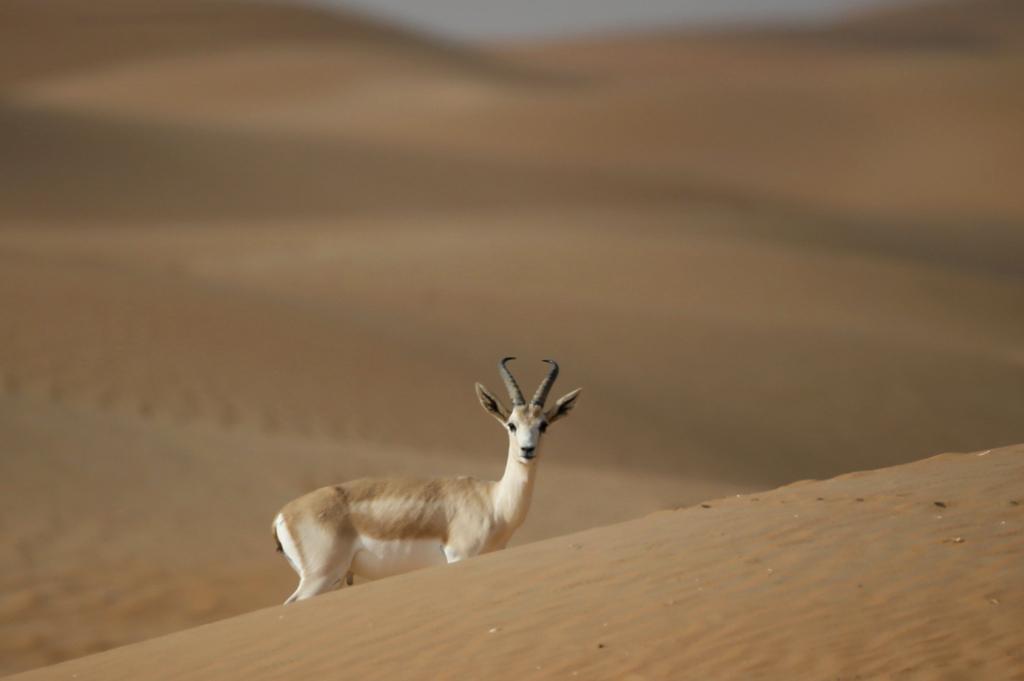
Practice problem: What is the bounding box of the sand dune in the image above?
[0,0,495,87]
[837,0,1024,47]
[0,100,680,223]
[1,0,1023,674]
[10,4,1023,226]
[8,446,1023,681]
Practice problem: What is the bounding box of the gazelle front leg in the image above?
[443,545,466,563]
[443,527,488,563]
[443,536,507,564]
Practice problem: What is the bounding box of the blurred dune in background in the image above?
[1,0,1022,673]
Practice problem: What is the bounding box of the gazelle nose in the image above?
[521,446,536,457]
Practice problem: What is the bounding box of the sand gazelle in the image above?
[272,358,581,604]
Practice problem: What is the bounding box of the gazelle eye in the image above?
[507,422,517,432]
[539,422,548,433]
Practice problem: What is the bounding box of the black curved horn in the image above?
[531,359,559,407]
[499,357,525,406]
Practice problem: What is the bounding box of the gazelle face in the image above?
[506,405,549,463]
[475,357,582,466]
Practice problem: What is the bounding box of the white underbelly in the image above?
[351,537,447,580]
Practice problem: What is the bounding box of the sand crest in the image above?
[8,446,1023,681]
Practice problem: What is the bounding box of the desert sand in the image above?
[8,445,1024,681]
[1,0,1023,675]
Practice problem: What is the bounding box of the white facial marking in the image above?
[508,409,546,460]
[514,424,538,450]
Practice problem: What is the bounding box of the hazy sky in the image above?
[310,0,902,39]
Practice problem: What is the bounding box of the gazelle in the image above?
[272,358,580,604]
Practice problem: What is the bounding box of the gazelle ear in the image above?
[544,388,581,424]
[476,383,509,423]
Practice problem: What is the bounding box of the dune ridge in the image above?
[0,0,509,87]
[8,445,1023,681]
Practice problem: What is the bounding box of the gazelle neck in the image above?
[492,441,538,529]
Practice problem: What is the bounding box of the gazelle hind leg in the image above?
[285,552,354,604]
[276,514,354,604]
[276,515,307,603]
[285,572,341,604]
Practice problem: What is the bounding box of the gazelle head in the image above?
[476,357,581,464]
